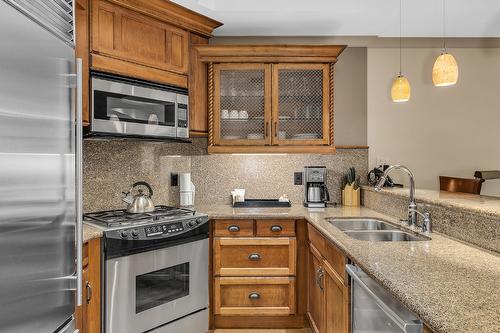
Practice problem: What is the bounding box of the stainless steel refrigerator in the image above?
[0,1,83,332]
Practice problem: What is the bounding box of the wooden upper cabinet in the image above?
[86,0,222,89]
[196,45,345,153]
[91,0,189,74]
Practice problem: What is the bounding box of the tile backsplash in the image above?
[83,138,368,212]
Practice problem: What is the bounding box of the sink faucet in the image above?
[374,165,432,233]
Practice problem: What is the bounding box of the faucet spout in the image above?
[374,165,417,227]
[375,165,415,202]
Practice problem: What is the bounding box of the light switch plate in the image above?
[171,173,178,186]
[294,172,303,185]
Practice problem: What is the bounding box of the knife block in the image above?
[342,184,360,207]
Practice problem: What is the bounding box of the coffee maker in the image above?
[304,166,330,208]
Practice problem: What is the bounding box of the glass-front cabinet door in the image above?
[213,63,271,146]
[272,64,330,145]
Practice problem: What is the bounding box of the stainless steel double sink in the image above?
[328,218,429,242]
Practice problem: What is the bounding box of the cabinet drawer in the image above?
[214,277,296,316]
[256,219,295,237]
[214,220,254,237]
[214,238,296,276]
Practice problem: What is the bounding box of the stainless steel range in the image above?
[84,206,209,333]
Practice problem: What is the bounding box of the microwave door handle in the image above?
[174,97,178,136]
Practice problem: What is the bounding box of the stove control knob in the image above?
[188,220,197,227]
[131,229,139,237]
[196,218,203,224]
[120,231,129,238]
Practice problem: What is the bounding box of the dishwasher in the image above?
[346,265,423,333]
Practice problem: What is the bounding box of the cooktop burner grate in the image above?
[84,205,196,227]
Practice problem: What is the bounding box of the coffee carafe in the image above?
[304,166,330,208]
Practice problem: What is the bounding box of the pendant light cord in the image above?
[442,0,447,52]
[399,0,402,75]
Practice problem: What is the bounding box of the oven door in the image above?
[105,238,208,333]
[92,76,178,138]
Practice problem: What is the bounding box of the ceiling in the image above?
[171,0,500,38]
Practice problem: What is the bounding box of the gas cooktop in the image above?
[84,205,198,228]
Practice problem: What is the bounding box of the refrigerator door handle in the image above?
[75,58,83,307]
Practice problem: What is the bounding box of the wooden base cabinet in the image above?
[211,219,308,330]
[75,238,101,333]
[307,224,349,333]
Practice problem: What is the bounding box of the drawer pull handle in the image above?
[248,253,261,260]
[228,225,240,232]
[270,225,282,232]
[85,281,92,304]
[248,292,261,300]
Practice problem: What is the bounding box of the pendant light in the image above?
[433,0,458,86]
[391,0,410,102]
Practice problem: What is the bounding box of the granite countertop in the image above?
[363,185,500,220]
[195,204,500,333]
[83,223,103,243]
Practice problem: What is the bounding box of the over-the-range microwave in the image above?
[90,72,189,140]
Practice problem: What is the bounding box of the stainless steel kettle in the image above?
[122,181,155,213]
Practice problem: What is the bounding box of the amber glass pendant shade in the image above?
[391,75,411,102]
[433,52,458,86]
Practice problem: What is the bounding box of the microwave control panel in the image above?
[177,103,188,128]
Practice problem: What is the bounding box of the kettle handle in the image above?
[132,181,154,197]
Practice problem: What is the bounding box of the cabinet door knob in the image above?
[270,225,282,232]
[248,292,261,300]
[248,253,261,260]
[228,225,240,232]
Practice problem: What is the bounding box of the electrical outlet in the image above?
[170,173,178,186]
[294,172,303,185]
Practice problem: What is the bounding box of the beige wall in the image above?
[211,37,367,146]
[367,48,500,196]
